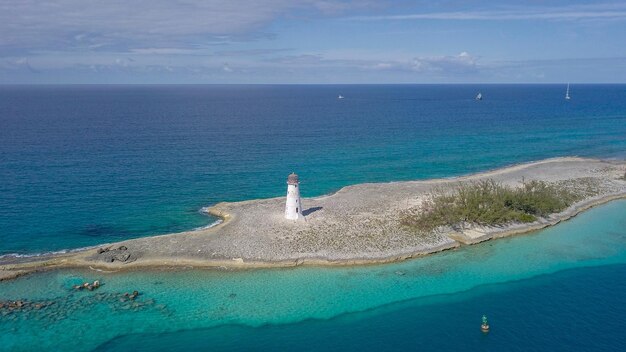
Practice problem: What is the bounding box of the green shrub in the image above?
[400,179,583,233]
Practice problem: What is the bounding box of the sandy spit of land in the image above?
[1,157,625,280]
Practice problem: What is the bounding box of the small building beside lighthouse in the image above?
[285,172,304,220]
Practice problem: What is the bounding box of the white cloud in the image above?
[348,3,626,22]
[258,50,481,77]
[409,52,478,74]
[114,58,135,67]
[0,0,382,54]
[2,1,625,83]
[0,57,39,73]
[130,48,199,55]
[214,48,292,57]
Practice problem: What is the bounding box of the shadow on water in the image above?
[79,225,124,237]
[302,207,323,216]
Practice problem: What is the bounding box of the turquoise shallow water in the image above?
[97,264,626,352]
[2,200,625,351]
[1,84,626,255]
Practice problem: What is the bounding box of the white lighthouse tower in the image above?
[285,172,304,220]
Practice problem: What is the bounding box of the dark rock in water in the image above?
[228,293,237,299]
[81,224,121,237]
[1,293,158,324]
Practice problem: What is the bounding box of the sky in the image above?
[1,0,626,84]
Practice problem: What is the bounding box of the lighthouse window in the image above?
[296,207,298,212]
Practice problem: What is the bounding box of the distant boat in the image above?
[565,83,571,100]
[338,95,344,99]
[475,92,482,101]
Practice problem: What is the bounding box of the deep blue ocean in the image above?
[1,85,625,351]
[1,84,625,255]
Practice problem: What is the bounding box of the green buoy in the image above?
[481,314,490,333]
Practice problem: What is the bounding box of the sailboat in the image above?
[338,94,344,99]
[565,83,571,100]
[475,92,482,101]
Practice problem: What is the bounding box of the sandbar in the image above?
[1,157,625,279]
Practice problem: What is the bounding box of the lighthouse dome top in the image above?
[287,172,299,185]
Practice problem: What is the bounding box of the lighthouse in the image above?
[285,172,304,220]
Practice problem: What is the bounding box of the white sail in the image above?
[565,83,571,100]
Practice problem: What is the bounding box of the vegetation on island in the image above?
[400,179,584,233]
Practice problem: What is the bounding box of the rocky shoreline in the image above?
[1,157,625,280]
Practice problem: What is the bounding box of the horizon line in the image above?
[1,82,624,86]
